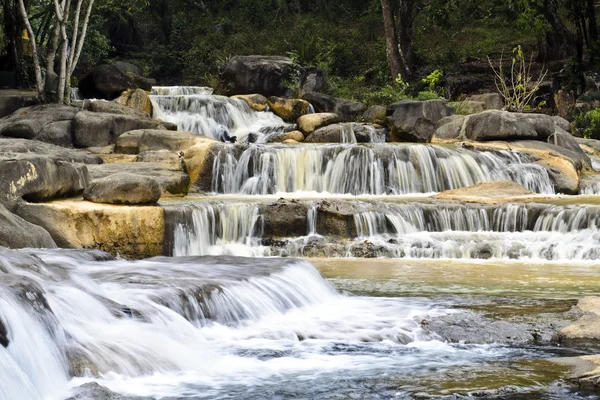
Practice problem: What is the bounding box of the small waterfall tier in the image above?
[150,86,292,143]
[167,200,600,260]
[0,248,449,399]
[212,143,555,195]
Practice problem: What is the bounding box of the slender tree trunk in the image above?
[4,0,25,87]
[542,0,575,60]
[16,0,43,95]
[396,0,415,77]
[381,0,403,81]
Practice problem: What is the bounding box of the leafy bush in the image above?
[574,109,600,139]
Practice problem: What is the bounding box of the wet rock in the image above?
[222,55,294,97]
[0,203,56,249]
[305,123,356,143]
[466,93,504,110]
[66,382,152,400]
[316,200,359,237]
[114,88,153,116]
[0,138,94,204]
[351,123,388,143]
[465,110,555,141]
[182,138,226,192]
[266,130,305,143]
[84,173,161,205]
[386,100,455,142]
[302,91,366,121]
[297,112,341,135]
[262,199,309,237]
[362,105,387,124]
[232,94,268,111]
[555,297,600,348]
[267,97,310,122]
[15,200,165,259]
[0,104,78,146]
[282,139,299,144]
[88,163,189,196]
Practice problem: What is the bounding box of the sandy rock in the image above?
[84,173,161,205]
[267,97,311,122]
[434,181,535,203]
[232,94,268,111]
[114,88,153,115]
[297,113,341,135]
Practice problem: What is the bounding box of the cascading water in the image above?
[150,87,292,143]
[211,143,555,195]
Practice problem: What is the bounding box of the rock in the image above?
[16,200,165,259]
[0,104,78,146]
[362,105,387,124]
[0,90,40,118]
[434,181,535,203]
[431,115,467,143]
[261,200,309,237]
[552,355,600,390]
[386,100,455,142]
[351,123,388,143]
[316,200,360,237]
[136,150,181,169]
[222,56,294,97]
[301,68,324,93]
[266,130,305,143]
[451,100,485,115]
[555,297,600,347]
[73,111,161,148]
[0,203,56,249]
[136,130,198,153]
[305,123,357,143]
[114,89,153,115]
[115,130,145,154]
[577,137,600,157]
[282,139,299,144]
[554,90,576,120]
[232,94,268,112]
[0,139,95,203]
[466,93,504,110]
[79,64,136,100]
[553,115,571,132]
[267,97,310,122]
[302,91,366,121]
[66,381,152,400]
[182,138,226,192]
[547,127,589,159]
[81,100,151,119]
[464,110,555,141]
[87,163,190,196]
[297,113,341,135]
[83,173,161,205]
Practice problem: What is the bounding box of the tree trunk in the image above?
[16,0,43,95]
[396,0,415,77]
[3,0,25,88]
[542,0,575,61]
[381,0,403,81]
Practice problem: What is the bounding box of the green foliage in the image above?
[575,109,600,139]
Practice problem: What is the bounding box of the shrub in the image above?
[574,109,600,139]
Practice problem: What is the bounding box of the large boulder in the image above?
[0,139,97,204]
[362,105,387,125]
[555,297,600,347]
[0,104,78,147]
[83,173,161,205]
[386,100,455,142]
[222,56,294,97]
[79,63,155,100]
[267,97,310,122]
[183,138,226,192]
[266,130,305,143]
[305,123,356,143]
[465,111,555,141]
[0,90,40,118]
[297,113,341,135]
[0,204,56,249]
[73,111,162,148]
[302,92,366,121]
[261,199,309,237]
[114,89,153,115]
[232,94,268,112]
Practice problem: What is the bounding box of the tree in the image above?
[17,0,96,103]
[381,0,402,80]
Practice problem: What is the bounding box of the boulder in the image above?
[316,200,360,237]
[115,130,145,154]
[434,181,535,203]
[554,90,576,120]
[431,115,467,143]
[83,173,161,205]
[0,90,40,118]
[0,104,78,146]
[261,200,309,237]
[136,150,181,169]
[222,56,294,97]
[555,297,600,347]
[66,382,153,400]
[451,100,485,115]
[16,200,165,259]
[282,139,299,144]
[464,111,555,141]
[577,137,600,157]
[301,68,324,93]
[79,64,137,99]
[182,138,226,192]
[232,94,268,112]
[0,139,96,203]
[466,93,504,110]
[297,113,341,135]
[73,111,161,148]
[267,97,310,122]
[0,204,56,249]
[362,105,387,124]
[386,100,455,142]
[87,163,190,196]
[305,123,356,143]
[302,91,366,121]
[114,89,153,115]
[553,115,571,133]
[81,100,152,119]
[266,130,305,143]
[136,130,198,153]
[547,127,589,158]
[351,123,388,143]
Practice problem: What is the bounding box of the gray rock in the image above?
[432,115,467,141]
[73,112,160,148]
[465,110,555,141]
[386,100,455,142]
[66,382,152,400]
[137,130,199,153]
[0,204,56,249]
[302,91,366,122]
[115,130,145,154]
[261,200,309,238]
[222,55,294,97]
[547,127,590,162]
[301,68,324,93]
[84,173,162,205]
[553,115,571,132]
[362,105,387,124]
[82,100,150,119]
[0,90,40,118]
[0,104,78,146]
[467,93,504,110]
[305,123,356,143]
[87,163,189,196]
[351,123,388,143]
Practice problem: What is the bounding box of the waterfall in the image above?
[211,144,555,195]
[150,87,291,143]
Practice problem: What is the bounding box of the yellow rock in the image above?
[267,97,311,122]
[232,94,268,112]
[183,137,225,191]
[282,139,299,144]
[297,113,341,135]
[114,88,153,115]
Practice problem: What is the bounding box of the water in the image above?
[150,87,292,143]
[211,144,555,195]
